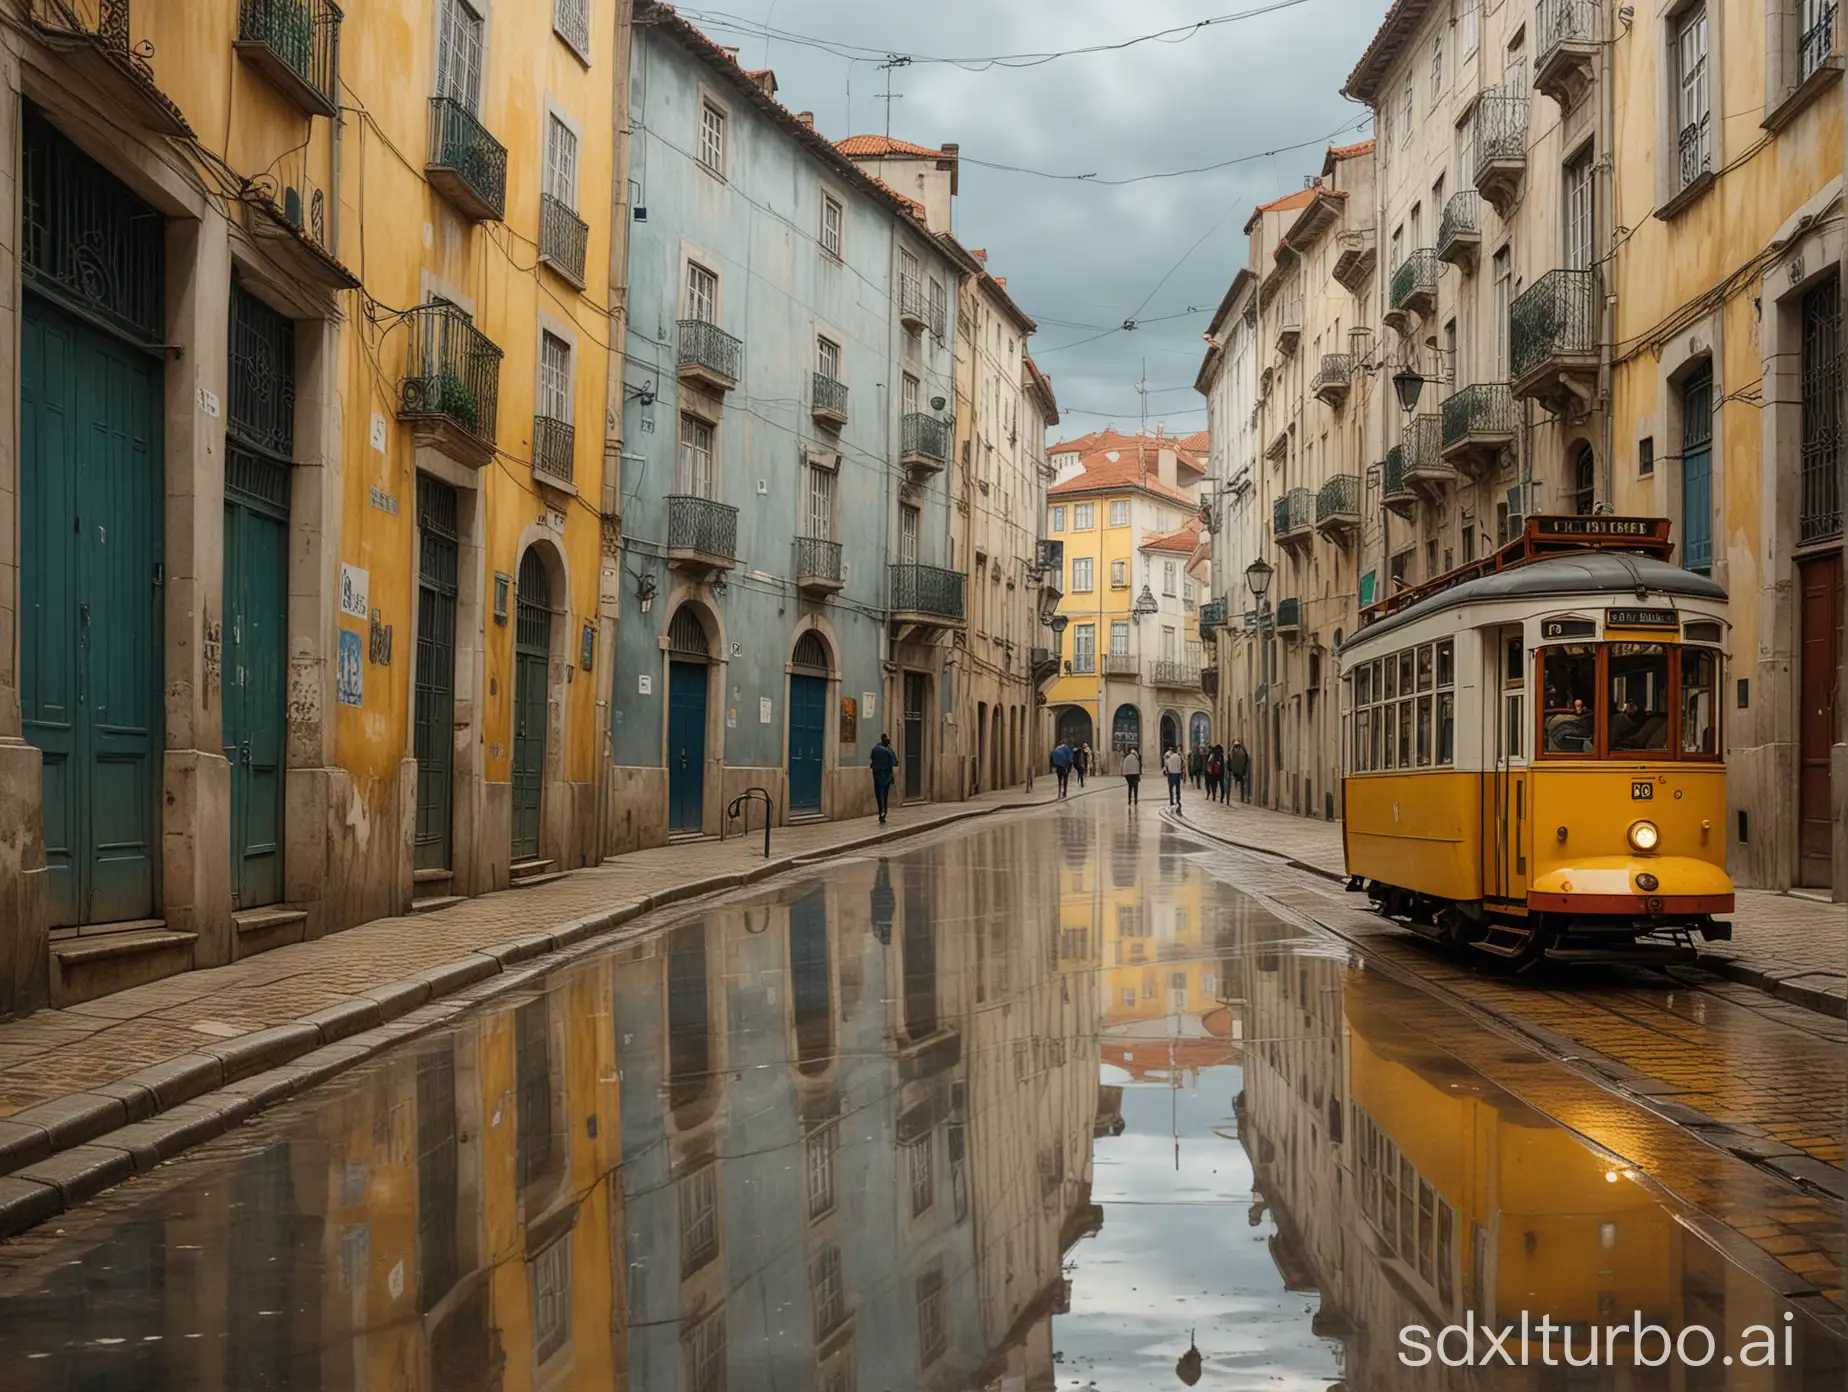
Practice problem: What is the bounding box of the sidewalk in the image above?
[0,779,1104,1234]
[1165,793,1848,1017]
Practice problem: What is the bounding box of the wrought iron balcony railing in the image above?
[1274,597,1301,631]
[898,276,927,329]
[794,535,843,584]
[1404,414,1448,481]
[426,95,507,222]
[1474,89,1528,169]
[1441,382,1516,450]
[1149,661,1202,689]
[237,0,341,117]
[1384,444,1411,500]
[399,302,503,446]
[1510,268,1598,382]
[889,563,965,621]
[667,494,740,562]
[678,318,742,388]
[1389,249,1438,313]
[1437,190,1481,258]
[1677,122,1710,191]
[902,412,951,463]
[539,192,588,287]
[1198,598,1228,632]
[1311,353,1353,398]
[1538,0,1599,53]
[1316,472,1361,523]
[812,372,849,422]
[532,414,574,485]
[1273,486,1312,541]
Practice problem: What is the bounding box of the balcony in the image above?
[1473,90,1528,218]
[1535,0,1601,111]
[1402,413,1455,493]
[1332,228,1377,293]
[426,96,507,222]
[1385,249,1437,332]
[1201,668,1220,699]
[1440,382,1516,476]
[889,563,965,630]
[1036,539,1066,601]
[1311,353,1353,408]
[1274,598,1302,635]
[397,302,503,468]
[538,192,588,288]
[1510,269,1599,417]
[898,276,927,333]
[812,372,849,429]
[901,413,951,483]
[1031,647,1060,685]
[1198,598,1228,633]
[794,535,844,597]
[1436,190,1482,272]
[1315,473,1361,540]
[1383,445,1415,518]
[236,0,340,118]
[666,494,740,575]
[37,0,190,139]
[678,318,742,394]
[1102,653,1140,678]
[1276,296,1304,356]
[1264,424,1290,463]
[1274,486,1313,552]
[1671,123,1712,207]
[1149,661,1202,691]
[532,413,575,491]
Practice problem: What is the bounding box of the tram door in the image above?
[1489,628,1531,903]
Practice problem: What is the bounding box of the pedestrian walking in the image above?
[1122,748,1142,807]
[1188,745,1205,791]
[1050,739,1073,798]
[1163,745,1186,809]
[1206,744,1225,802]
[870,733,898,823]
[1228,740,1251,803]
[1077,742,1091,788]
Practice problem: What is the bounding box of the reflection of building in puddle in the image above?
[1240,955,1841,1387]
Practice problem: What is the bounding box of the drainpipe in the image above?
[1597,0,1618,508]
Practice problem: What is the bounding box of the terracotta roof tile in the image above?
[1141,518,1205,555]
[1243,186,1319,235]
[836,134,950,159]
[1328,139,1375,160]
[1046,437,1200,507]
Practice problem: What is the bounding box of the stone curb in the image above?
[1695,952,1848,1020]
[0,786,1092,1240]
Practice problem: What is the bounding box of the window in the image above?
[1681,647,1721,756]
[1676,6,1711,190]
[1073,502,1095,529]
[1801,0,1838,80]
[1425,539,1439,578]
[899,504,920,566]
[1110,559,1127,588]
[1493,250,1512,379]
[679,1165,719,1274]
[1800,274,1842,543]
[685,1311,725,1392]
[1073,623,1095,673]
[929,278,948,338]
[1431,34,1444,102]
[1162,561,1177,595]
[917,1269,946,1366]
[678,414,715,497]
[1161,626,1177,662]
[1461,0,1480,54]
[545,115,579,209]
[699,100,727,176]
[810,1245,846,1340]
[539,331,571,422]
[805,459,835,539]
[437,0,485,112]
[1109,499,1130,527]
[821,193,843,258]
[1540,645,1599,754]
[818,336,841,382]
[1609,644,1671,752]
[1050,505,1066,532]
[1184,581,1197,611]
[1399,82,1413,144]
[1573,446,1596,515]
[907,1136,934,1216]
[1565,148,1594,271]
[1109,620,1129,657]
[1456,113,1476,189]
[532,1233,572,1363]
[686,262,718,324]
[553,0,590,58]
[1072,557,1094,592]
[806,1121,838,1219]
[1639,436,1656,477]
[901,373,920,417]
[900,248,922,305]
[1681,366,1714,572]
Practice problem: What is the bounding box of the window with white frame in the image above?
[686,262,718,324]
[531,1233,572,1363]
[902,373,920,417]
[553,0,589,57]
[1430,34,1444,103]
[1108,498,1129,527]
[699,100,726,176]
[929,277,948,338]
[805,1121,838,1219]
[1073,623,1095,672]
[907,1135,934,1216]
[1163,560,1177,596]
[1073,502,1094,529]
[678,414,715,497]
[899,504,920,565]
[545,115,579,208]
[437,0,485,111]
[1072,557,1094,592]
[1399,81,1413,143]
[1564,148,1595,269]
[1461,0,1480,54]
[818,336,841,382]
[1109,620,1129,657]
[1456,113,1476,189]
[1493,249,1512,379]
[1161,626,1177,662]
[1110,558,1127,588]
[1675,6,1711,189]
[820,192,843,258]
[685,1312,725,1392]
[917,1269,946,1366]
[900,247,922,303]
[810,1245,846,1341]
[1050,504,1066,532]
[539,331,571,422]
[805,458,835,539]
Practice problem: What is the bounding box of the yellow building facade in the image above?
[1607,1,1845,896]
[0,0,629,1010]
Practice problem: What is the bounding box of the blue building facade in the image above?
[610,5,963,850]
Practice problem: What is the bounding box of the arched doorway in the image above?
[1571,443,1596,515]
[1189,712,1212,751]
[1056,706,1094,750]
[667,607,711,833]
[1111,704,1141,754]
[1159,710,1181,754]
[787,631,830,814]
[512,549,553,863]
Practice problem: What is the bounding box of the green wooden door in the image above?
[20,295,164,927]
[223,454,289,909]
[511,550,551,863]
[414,476,460,872]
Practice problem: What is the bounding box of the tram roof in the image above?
[1341,553,1727,653]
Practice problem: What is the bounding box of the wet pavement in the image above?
[0,798,1841,1389]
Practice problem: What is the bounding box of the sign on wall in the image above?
[337,629,364,707]
[840,697,858,744]
[340,564,370,621]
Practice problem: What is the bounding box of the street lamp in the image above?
[1244,557,1276,810]
[1132,585,1159,620]
[1392,365,1425,415]
[1244,557,1273,601]
[1048,613,1070,637]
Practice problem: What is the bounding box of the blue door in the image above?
[1681,367,1714,575]
[668,660,708,833]
[787,674,826,813]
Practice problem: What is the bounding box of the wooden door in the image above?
[414,477,459,872]
[1798,552,1843,887]
[511,550,551,863]
[902,672,926,800]
[668,661,708,832]
[787,674,826,813]
[223,457,290,909]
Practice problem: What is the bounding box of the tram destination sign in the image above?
[1606,607,1679,628]
[1541,618,1597,640]
[1534,516,1661,538]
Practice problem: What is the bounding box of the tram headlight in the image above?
[1627,820,1661,853]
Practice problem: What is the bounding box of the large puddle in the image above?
[0,801,1839,1388]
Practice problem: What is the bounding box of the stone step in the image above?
[509,858,555,878]
[50,927,198,1008]
[510,870,570,890]
[410,895,466,916]
[412,867,454,886]
[232,907,309,959]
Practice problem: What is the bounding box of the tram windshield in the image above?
[1536,642,1722,761]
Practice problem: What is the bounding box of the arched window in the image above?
[792,630,829,672]
[1572,445,1596,515]
[1111,704,1141,752]
[668,606,709,658]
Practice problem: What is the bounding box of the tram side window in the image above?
[1435,638,1455,766]
[1682,648,1720,757]
[1541,645,1599,755]
[1608,644,1671,752]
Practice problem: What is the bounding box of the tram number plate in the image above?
[1631,780,1655,800]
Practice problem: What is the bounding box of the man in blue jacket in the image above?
[870,733,899,823]
[1050,740,1073,798]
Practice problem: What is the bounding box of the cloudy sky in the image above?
[674,0,1392,439]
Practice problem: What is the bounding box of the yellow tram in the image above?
[1339,517,1733,968]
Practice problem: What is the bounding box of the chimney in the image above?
[941,142,960,196]
[796,111,814,129]
[749,69,778,98]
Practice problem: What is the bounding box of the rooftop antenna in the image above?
[1137,358,1149,486]
[876,55,910,138]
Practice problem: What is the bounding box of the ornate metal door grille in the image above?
[1800,274,1842,545]
[229,282,296,462]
